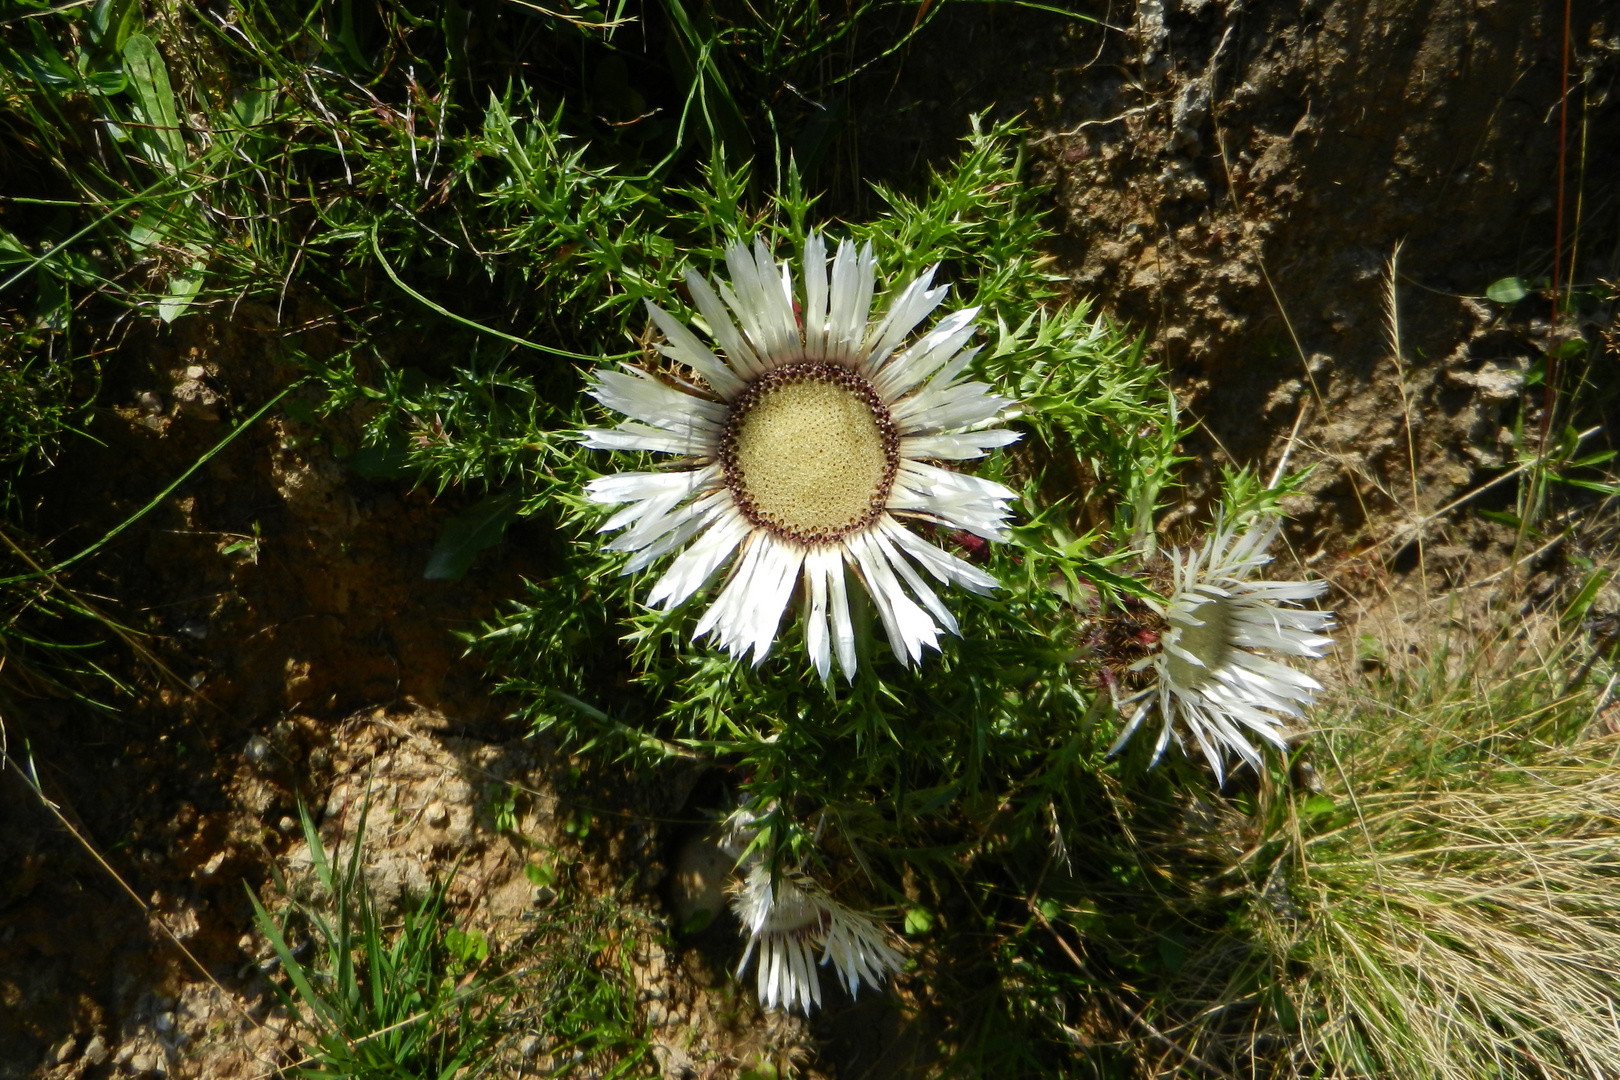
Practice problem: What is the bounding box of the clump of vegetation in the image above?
[251,800,646,1078]
[3,2,1619,1078]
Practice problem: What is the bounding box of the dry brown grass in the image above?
[1253,613,1620,1079]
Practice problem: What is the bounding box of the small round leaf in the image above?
[1486,276,1530,304]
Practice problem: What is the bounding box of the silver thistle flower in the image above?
[730,862,904,1013]
[581,234,1019,678]
[1111,515,1334,780]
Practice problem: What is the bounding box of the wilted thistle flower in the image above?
[582,235,1019,679]
[1110,515,1333,780]
[730,861,905,1013]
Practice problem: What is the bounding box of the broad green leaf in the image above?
[122,33,185,172]
[0,230,32,267]
[89,0,145,55]
[128,208,175,249]
[80,66,128,95]
[1550,337,1588,360]
[20,23,78,87]
[34,272,69,331]
[1355,632,1385,664]
[54,249,104,287]
[423,487,522,580]
[1485,276,1529,304]
[444,927,489,965]
[230,76,279,129]
[157,262,205,323]
[903,906,934,935]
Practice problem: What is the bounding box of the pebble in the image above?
[82,1035,108,1065]
[51,1036,75,1064]
[425,801,449,827]
[668,829,735,929]
[244,735,272,766]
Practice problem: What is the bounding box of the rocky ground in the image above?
[2,1,1617,1077]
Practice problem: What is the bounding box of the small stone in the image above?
[1446,362,1526,402]
[130,1051,156,1074]
[114,1042,136,1067]
[668,828,736,930]
[425,801,449,828]
[184,365,205,380]
[517,1034,540,1058]
[244,735,272,766]
[51,1035,76,1064]
[154,1011,175,1034]
[277,816,298,835]
[196,851,226,878]
[82,1035,108,1065]
[646,1002,668,1027]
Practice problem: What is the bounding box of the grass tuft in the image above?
[1253,616,1620,1079]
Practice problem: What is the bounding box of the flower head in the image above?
[730,862,904,1013]
[582,235,1019,678]
[1110,515,1334,780]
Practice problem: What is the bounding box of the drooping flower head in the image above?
[730,862,905,1013]
[582,236,1019,679]
[1110,515,1334,780]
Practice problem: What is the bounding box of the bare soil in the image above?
[853,0,1619,551]
[3,2,1618,1078]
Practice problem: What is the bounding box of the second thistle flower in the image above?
[1110,515,1335,781]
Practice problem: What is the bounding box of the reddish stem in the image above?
[1543,0,1573,449]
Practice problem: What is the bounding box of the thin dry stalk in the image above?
[1383,241,1428,605]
